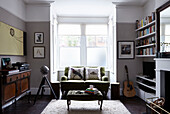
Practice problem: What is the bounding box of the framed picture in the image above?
[33,46,45,59]
[118,41,135,59]
[34,32,44,44]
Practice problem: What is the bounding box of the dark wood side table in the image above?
[111,82,120,100]
[51,81,60,99]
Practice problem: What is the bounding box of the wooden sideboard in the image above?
[0,70,31,112]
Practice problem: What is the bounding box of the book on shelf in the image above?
[149,37,152,44]
[137,46,155,56]
[152,12,155,21]
[151,36,155,43]
[150,47,153,55]
[136,20,139,29]
[136,12,155,29]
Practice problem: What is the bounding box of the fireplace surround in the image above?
[154,58,170,112]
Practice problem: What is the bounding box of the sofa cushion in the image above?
[61,76,68,81]
[86,67,101,80]
[64,66,85,77]
[68,67,84,80]
[102,76,109,81]
[100,67,105,76]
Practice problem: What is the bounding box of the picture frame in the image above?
[118,41,135,59]
[33,46,45,59]
[34,32,44,44]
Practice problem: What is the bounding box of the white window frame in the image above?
[57,23,109,69]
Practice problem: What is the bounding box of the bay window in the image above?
[58,24,108,69]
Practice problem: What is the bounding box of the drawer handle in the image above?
[10,78,12,82]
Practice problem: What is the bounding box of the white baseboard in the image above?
[120,88,123,96]
[30,87,51,95]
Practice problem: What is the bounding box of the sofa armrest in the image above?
[102,76,109,81]
[61,76,68,81]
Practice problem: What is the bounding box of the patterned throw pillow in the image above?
[68,67,84,80]
[86,67,101,80]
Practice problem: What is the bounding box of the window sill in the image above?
[57,68,111,72]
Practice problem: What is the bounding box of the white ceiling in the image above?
[23,0,148,17]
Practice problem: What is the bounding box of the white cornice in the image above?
[24,0,54,5]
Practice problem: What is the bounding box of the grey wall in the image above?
[116,0,170,88]
[0,7,26,69]
[26,22,50,88]
[117,23,143,88]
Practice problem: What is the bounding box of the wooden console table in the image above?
[0,70,31,112]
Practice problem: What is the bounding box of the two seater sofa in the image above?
[60,66,110,97]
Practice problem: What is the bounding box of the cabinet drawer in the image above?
[6,74,20,83]
[20,72,28,78]
[27,71,31,76]
[4,83,16,103]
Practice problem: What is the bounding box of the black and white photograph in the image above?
[34,32,44,44]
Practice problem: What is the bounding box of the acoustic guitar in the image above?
[123,65,136,97]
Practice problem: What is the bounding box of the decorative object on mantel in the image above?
[34,32,44,44]
[117,41,134,59]
[33,46,45,59]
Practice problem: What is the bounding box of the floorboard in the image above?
[3,90,146,114]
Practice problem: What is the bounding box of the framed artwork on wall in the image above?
[118,41,135,59]
[34,32,44,44]
[0,21,24,55]
[33,46,45,59]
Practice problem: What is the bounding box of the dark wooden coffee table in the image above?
[67,90,103,110]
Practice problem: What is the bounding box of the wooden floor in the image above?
[3,92,146,114]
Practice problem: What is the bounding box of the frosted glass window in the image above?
[60,48,80,67]
[58,24,81,35]
[87,48,106,66]
[86,25,107,35]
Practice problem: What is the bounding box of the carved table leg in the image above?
[67,100,71,110]
[100,100,103,110]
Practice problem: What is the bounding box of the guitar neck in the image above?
[126,72,130,84]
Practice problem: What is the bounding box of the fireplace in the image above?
[160,71,170,112]
[155,58,170,112]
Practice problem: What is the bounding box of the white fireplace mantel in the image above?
[154,58,170,97]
